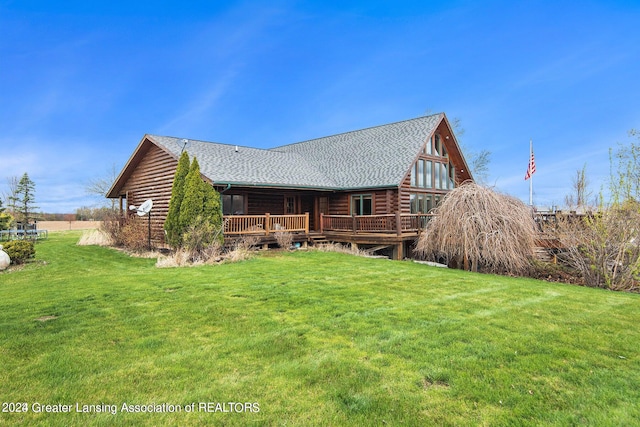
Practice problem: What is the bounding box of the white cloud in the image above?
[0,135,104,212]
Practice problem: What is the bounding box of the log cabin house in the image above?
[107,113,473,259]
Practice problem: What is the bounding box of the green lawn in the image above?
[1,232,639,426]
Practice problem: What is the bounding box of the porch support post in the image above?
[320,213,324,234]
[395,212,402,236]
[122,191,129,226]
[265,213,270,236]
[393,243,404,261]
[124,191,130,219]
[304,212,309,234]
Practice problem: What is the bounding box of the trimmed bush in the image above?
[202,181,223,245]
[178,157,224,247]
[179,157,206,233]
[165,151,191,248]
[3,240,36,264]
[0,199,13,230]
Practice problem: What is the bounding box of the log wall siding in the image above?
[121,145,178,244]
[399,173,414,214]
[247,192,285,215]
[328,190,399,215]
[328,193,349,215]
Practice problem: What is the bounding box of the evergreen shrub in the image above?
[3,240,36,264]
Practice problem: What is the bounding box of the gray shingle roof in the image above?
[150,113,444,190]
[273,114,443,189]
[150,136,335,188]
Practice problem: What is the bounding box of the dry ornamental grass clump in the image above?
[274,231,294,249]
[77,229,113,247]
[415,182,536,274]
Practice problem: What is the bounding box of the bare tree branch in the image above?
[85,163,120,209]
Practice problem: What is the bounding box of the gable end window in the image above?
[411,159,455,190]
[434,134,447,157]
[424,136,433,155]
[410,159,433,189]
[423,134,448,158]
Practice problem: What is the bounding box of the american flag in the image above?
[524,147,536,180]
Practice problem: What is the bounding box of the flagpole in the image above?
[529,139,533,207]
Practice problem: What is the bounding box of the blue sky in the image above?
[1,0,639,213]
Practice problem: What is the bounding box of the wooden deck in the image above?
[223,213,434,259]
[222,212,572,261]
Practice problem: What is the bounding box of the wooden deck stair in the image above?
[308,233,329,245]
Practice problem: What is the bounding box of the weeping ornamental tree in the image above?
[415,183,536,274]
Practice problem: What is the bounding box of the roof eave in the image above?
[106,134,180,198]
[212,181,400,192]
[441,114,474,183]
[106,135,152,198]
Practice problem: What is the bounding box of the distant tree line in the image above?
[37,207,115,221]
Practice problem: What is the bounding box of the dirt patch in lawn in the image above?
[35,315,58,322]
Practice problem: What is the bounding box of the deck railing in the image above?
[222,213,433,237]
[223,213,309,236]
[399,214,433,231]
[320,213,434,235]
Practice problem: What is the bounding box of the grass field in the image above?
[1,232,639,426]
